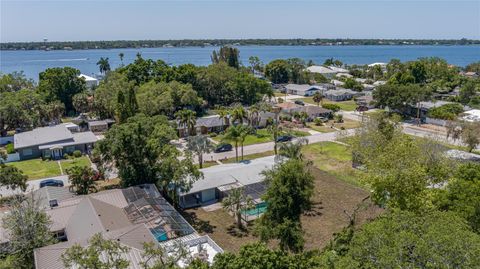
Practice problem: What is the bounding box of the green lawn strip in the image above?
[7,159,61,180]
[302,142,366,189]
[221,151,275,164]
[213,129,272,146]
[298,98,358,111]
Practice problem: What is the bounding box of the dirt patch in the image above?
[181,167,382,253]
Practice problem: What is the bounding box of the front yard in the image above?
[212,128,309,146]
[307,118,361,133]
[298,98,358,111]
[6,156,91,180]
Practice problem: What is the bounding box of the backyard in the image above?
[307,118,361,133]
[297,98,358,111]
[6,156,91,180]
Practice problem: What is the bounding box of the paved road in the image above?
[202,129,355,162]
[0,175,69,197]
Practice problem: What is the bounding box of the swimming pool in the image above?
[242,202,267,216]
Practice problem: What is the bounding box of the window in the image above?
[65,146,75,153]
[23,148,32,156]
[43,149,51,158]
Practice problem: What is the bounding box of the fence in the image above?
[425,117,447,127]
[0,136,13,145]
[3,153,20,163]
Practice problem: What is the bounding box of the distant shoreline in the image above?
[2,38,479,51]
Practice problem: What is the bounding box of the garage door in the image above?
[202,189,216,202]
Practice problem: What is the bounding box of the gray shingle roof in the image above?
[32,187,76,209]
[14,125,73,149]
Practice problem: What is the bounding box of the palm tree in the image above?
[223,125,242,162]
[186,135,214,168]
[268,121,282,156]
[222,187,254,229]
[217,109,230,129]
[279,137,309,160]
[230,106,247,125]
[119,53,124,66]
[247,106,260,131]
[238,125,252,160]
[175,109,197,137]
[96,57,111,75]
[312,91,323,106]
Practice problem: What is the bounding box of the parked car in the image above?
[294,100,305,106]
[276,135,293,143]
[39,179,64,188]
[214,143,233,153]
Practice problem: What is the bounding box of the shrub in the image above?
[334,114,344,123]
[314,118,324,126]
[209,132,218,138]
[63,153,70,159]
[277,97,284,103]
[427,103,464,120]
[72,150,82,158]
[5,143,14,154]
[322,103,341,112]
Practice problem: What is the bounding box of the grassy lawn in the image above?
[182,165,381,253]
[307,118,361,133]
[60,156,91,172]
[7,159,60,180]
[213,129,272,146]
[298,98,358,111]
[222,151,275,164]
[7,156,91,180]
[302,141,365,188]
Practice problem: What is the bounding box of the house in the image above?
[285,84,323,96]
[368,62,387,69]
[462,71,479,79]
[306,65,337,78]
[355,95,375,109]
[177,115,227,138]
[327,66,349,74]
[299,106,333,120]
[336,73,353,79]
[25,184,223,269]
[331,79,345,87]
[461,109,480,122]
[324,89,359,101]
[179,156,277,208]
[87,119,115,133]
[78,74,99,89]
[275,102,303,113]
[258,111,276,127]
[14,124,97,160]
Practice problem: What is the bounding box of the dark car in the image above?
[276,135,293,143]
[39,179,64,188]
[294,100,305,106]
[214,143,233,153]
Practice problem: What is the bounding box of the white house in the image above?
[285,84,326,96]
[78,74,99,88]
[306,65,337,78]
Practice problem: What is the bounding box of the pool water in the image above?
[243,202,267,216]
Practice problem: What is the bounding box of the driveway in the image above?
[0,175,69,197]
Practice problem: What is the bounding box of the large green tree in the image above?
[2,196,55,269]
[0,164,27,191]
[211,46,240,69]
[257,159,314,252]
[66,166,99,195]
[96,114,200,200]
[330,211,480,268]
[37,67,86,113]
[265,59,290,84]
[0,71,35,93]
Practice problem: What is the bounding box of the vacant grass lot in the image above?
[7,156,91,180]
[298,98,358,111]
[302,141,365,188]
[307,118,361,133]
[183,166,381,252]
[213,129,309,146]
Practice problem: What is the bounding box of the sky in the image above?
[1,0,479,42]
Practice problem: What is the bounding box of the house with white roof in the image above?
[285,84,326,96]
[306,65,338,78]
[179,156,277,208]
[14,123,97,160]
[78,74,99,88]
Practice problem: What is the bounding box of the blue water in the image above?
[1,45,479,80]
[243,202,267,216]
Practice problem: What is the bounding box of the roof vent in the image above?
[49,199,58,208]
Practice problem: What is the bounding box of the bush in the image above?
[314,118,324,126]
[72,150,82,158]
[5,143,14,154]
[63,153,70,159]
[322,103,341,112]
[427,103,464,120]
[277,97,284,103]
[209,132,218,138]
